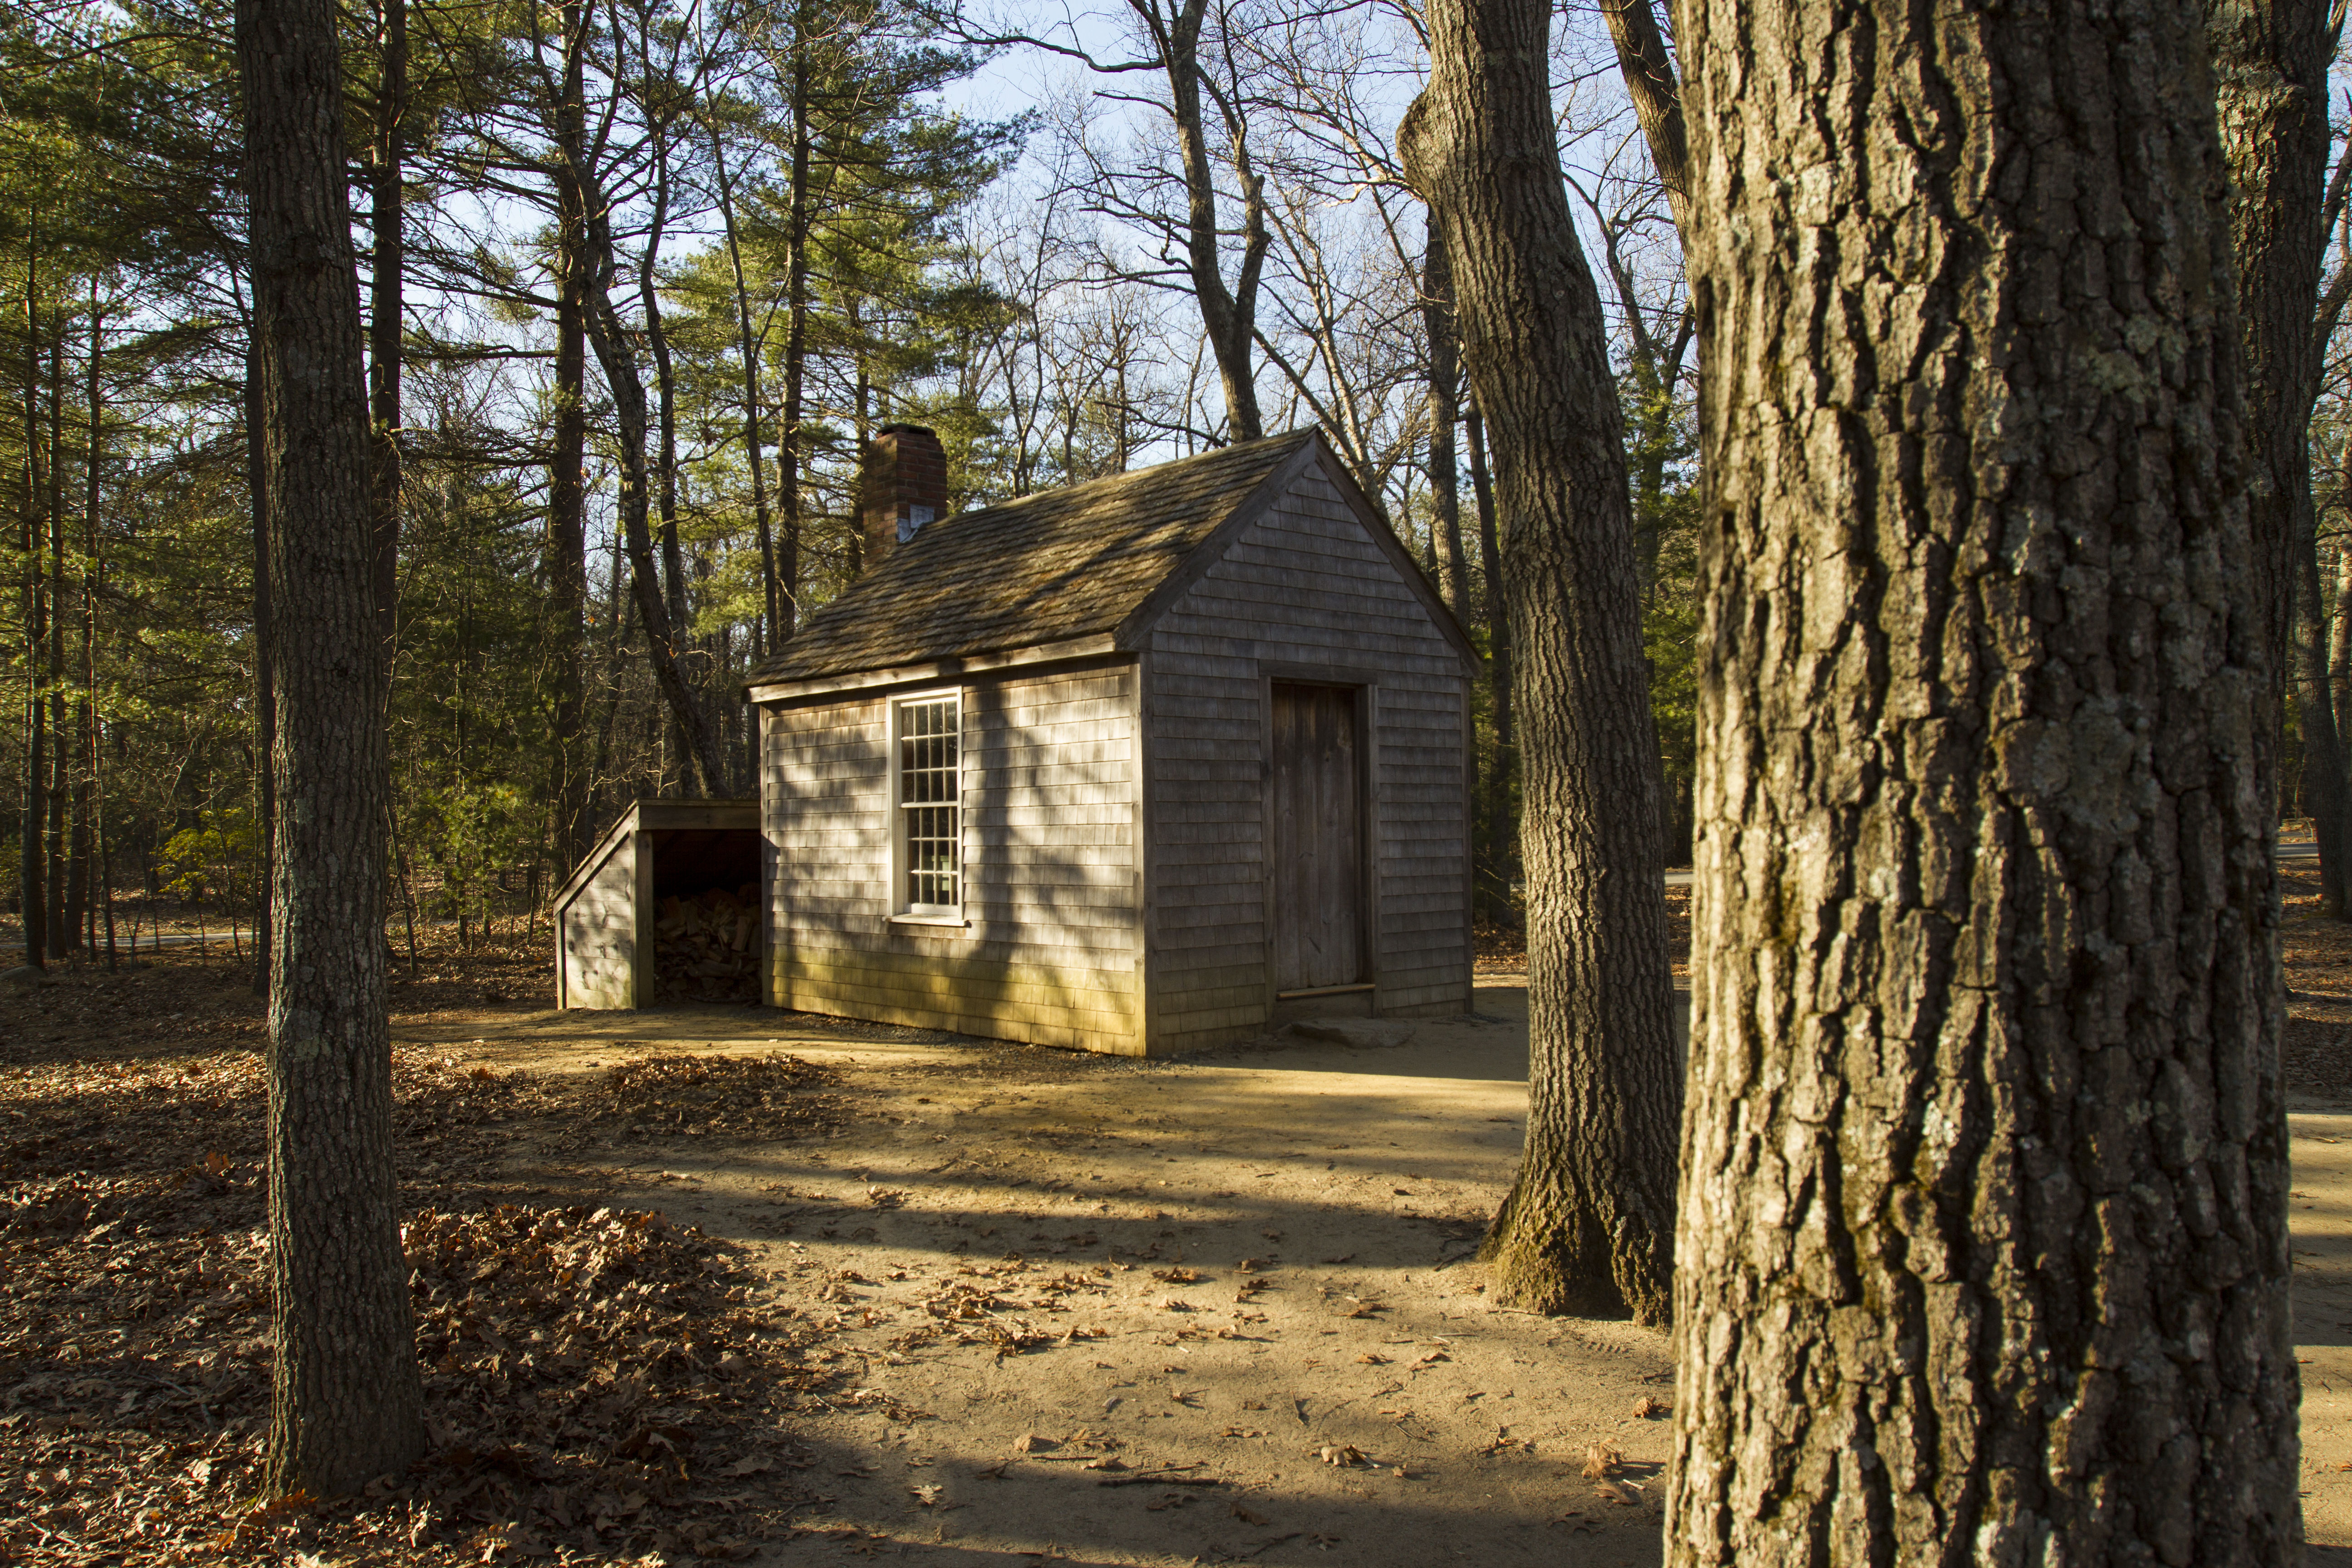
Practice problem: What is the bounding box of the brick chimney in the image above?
[860,424,947,570]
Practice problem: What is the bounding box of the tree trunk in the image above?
[68,296,98,953]
[1420,222,1471,622]
[1668,0,2300,1551]
[546,0,590,876]
[1153,0,1267,441]
[248,329,275,997]
[552,59,726,794]
[708,124,778,659]
[2210,0,2336,906]
[2331,545,2352,742]
[236,0,425,1495]
[1399,0,1679,1323]
[368,0,405,675]
[46,324,71,953]
[2293,520,2347,900]
[640,123,695,797]
[776,23,812,642]
[1466,401,1514,908]
[17,244,44,970]
[1597,0,1689,236]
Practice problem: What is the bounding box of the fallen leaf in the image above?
[1583,1442,1624,1481]
[1632,1395,1669,1419]
[911,1483,944,1508]
[725,1455,773,1478]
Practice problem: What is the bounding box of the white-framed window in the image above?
[891,690,962,916]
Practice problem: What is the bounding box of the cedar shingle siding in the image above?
[751,431,1477,1055]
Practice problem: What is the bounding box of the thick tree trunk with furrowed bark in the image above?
[2209,0,2338,908]
[236,0,425,1496]
[1399,0,1680,1324]
[1667,0,2301,1552]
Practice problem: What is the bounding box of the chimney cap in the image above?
[878,421,938,439]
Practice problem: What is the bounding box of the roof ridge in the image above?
[934,428,1316,530]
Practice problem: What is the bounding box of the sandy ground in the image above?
[17,884,2351,1561]
[402,984,1676,1567]
[404,970,2352,1564]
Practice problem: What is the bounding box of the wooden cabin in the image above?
[743,425,1481,1056]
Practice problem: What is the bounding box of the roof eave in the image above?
[744,632,1127,705]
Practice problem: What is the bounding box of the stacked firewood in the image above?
[653,883,761,1004]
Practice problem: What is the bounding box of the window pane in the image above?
[898,697,960,910]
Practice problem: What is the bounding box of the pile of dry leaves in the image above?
[585,1054,846,1145]
[0,1043,856,1565]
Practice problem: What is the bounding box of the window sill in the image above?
[888,912,971,930]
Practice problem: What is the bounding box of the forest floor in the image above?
[5,872,2352,1565]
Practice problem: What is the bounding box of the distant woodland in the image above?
[0,0,1709,947]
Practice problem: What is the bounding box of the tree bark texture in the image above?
[237,0,426,1495]
[777,24,813,642]
[1420,224,1472,622]
[1400,0,1680,1323]
[2293,527,2348,902]
[1599,0,1691,236]
[75,292,100,956]
[248,332,275,998]
[1668,0,2300,1553]
[2207,0,2332,896]
[17,255,44,968]
[546,0,590,877]
[1466,402,1516,910]
[46,328,69,952]
[368,0,405,675]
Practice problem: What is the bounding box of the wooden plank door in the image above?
[1270,682,1365,991]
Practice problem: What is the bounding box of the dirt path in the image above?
[416,985,1673,1566]
[410,984,2352,1563]
[15,924,2351,1563]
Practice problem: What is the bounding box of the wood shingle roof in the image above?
[743,431,1320,687]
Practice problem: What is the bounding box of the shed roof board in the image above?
[742,429,1479,701]
[551,798,758,911]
